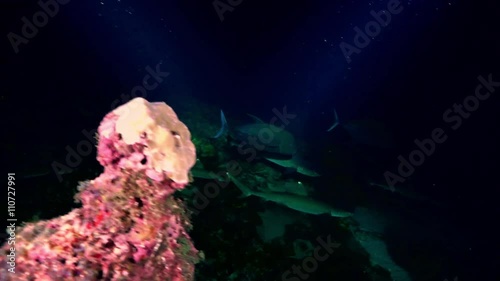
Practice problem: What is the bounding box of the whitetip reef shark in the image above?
[264,155,320,177]
[227,172,352,217]
[326,109,394,149]
[213,110,319,177]
[213,110,297,157]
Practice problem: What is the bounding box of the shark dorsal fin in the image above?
[247,113,266,124]
[326,108,340,132]
[212,110,228,138]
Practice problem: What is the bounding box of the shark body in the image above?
[214,110,297,157]
[264,156,320,177]
[228,172,352,217]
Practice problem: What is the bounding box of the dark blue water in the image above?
[1,0,498,280]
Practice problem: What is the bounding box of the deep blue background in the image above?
[1,0,499,279]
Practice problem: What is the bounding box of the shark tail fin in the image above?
[326,108,340,132]
[212,110,228,138]
[226,172,252,197]
[369,181,396,192]
[246,113,266,123]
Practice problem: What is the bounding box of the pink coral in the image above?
[0,98,200,281]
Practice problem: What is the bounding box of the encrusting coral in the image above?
[0,98,200,281]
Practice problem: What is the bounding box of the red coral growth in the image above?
[0,98,199,281]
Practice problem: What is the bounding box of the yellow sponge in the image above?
[112,97,196,184]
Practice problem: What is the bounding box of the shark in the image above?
[214,110,297,157]
[326,109,393,149]
[15,164,76,181]
[190,168,227,182]
[213,111,318,177]
[326,109,341,132]
[227,172,352,217]
[2,144,76,180]
[264,155,320,177]
[212,110,228,138]
[368,181,441,207]
[189,159,227,182]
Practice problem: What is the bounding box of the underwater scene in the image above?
[1,0,499,280]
